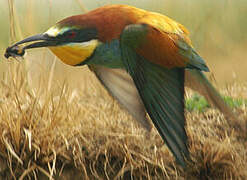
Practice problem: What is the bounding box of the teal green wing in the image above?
[120,24,189,167]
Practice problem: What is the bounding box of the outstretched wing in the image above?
[90,65,152,130]
[120,24,190,167]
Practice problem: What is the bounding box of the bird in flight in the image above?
[5,5,239,168]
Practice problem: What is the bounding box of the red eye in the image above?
[68,31,76,39]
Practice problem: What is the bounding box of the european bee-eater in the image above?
[5,5,239,168]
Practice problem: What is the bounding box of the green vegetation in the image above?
[223,96,247,108]
[186,94,210,112]
[186,94,247,112]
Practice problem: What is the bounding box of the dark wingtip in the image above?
[176,159,186,169]
[175,148,190,169]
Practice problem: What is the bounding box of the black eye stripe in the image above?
[58,28,98,42]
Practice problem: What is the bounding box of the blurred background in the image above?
[0,0,246,89]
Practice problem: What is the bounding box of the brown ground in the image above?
[0,62,246,180]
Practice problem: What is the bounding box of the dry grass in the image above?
[0,62,246,180]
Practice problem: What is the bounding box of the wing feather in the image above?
[120,27,189,167]
[90,65,152,130]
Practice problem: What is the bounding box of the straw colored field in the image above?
[0,0,247,179]
[0,62,246,179]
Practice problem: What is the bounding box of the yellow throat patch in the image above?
[49,39,99,66]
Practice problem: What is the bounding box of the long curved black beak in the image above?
[4,33,59,59]
[13,34,48,46]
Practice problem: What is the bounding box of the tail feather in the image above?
[185,69,243,128]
